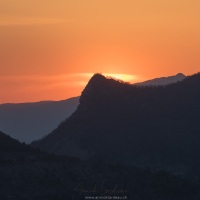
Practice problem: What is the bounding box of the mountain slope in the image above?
[2,130,199,199]
[0,97,79,143]
[136,73,186,86]
[32,73,200,177]
[0,130,25,151]
[0,130,51,163]
[0,73,185,144]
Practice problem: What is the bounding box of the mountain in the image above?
[0,97,79,143]
[0,73,185,144]
[0,130,25,151]
[136,73,186,86]
[32,73,200,177]
[1,130,200,199]
[0,130,49,163]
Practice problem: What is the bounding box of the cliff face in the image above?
[32,73,200,176]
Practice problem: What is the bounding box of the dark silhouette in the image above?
[1,130,200,199]
[0,73,185,143]
[32,73,200,178]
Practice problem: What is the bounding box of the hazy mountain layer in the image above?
[136,73,186,86]
[0,97,79,143]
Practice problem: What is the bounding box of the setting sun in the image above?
[103,73,139,83]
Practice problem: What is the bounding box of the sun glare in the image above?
[103,73,138,83]
[75,73,139,83]
[76,72,139,84]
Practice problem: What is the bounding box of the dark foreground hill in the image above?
[0,97,79,143]
[1,130,200,200]
[32,73,200,177]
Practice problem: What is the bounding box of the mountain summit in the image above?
[136,73,186,86]
[32,72,200,176]
[85,73,107,86]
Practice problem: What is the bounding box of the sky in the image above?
[0,0,200,103]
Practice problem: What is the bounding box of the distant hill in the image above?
[32,73,200,177]
[136,73,186,86]
[0,97,79,143]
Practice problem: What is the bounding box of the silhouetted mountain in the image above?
[136,73,186,86]
[2,130,199,199]
[0,74,185,144]
[32,73,200,177]
[0,130,24,150]
[0,130,59,163]
[0,130,200,200]
[0,97,79,143]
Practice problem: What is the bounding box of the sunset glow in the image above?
[103,74,139,83]
[0,0,200,103]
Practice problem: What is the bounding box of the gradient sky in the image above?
[0,0,200,103]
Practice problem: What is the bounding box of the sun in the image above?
[103,73,138,83]
[74,72,140,86]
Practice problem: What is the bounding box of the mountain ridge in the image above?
[1,129,199,199]
[0,73,186,143]
[32,72,200,178]
[136,73,186,86]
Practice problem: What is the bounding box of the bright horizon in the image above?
[0,72,191,104]
[0,0,200,103]
[0,72,141,104]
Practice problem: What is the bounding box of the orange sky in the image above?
[0,0,200,103]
